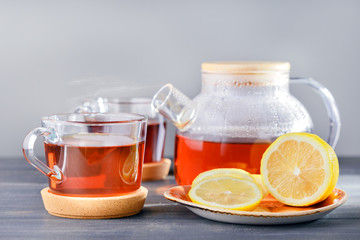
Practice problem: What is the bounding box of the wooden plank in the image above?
[0,157,359,239]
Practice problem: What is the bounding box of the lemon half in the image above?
[260,132,339,206]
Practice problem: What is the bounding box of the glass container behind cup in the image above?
[78,98,166,164]
[23,113,147,197]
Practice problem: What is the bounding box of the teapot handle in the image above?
[290,78,341,148]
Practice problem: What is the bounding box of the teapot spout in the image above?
[151,84,196,131]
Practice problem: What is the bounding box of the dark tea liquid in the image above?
[45,134,144,197]
[144,121,166,163]
[174,134,272,185]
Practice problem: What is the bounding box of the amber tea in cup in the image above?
[23,113,147,197]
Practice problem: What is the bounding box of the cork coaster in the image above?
[142,158,171,181]
[41,186,148,219]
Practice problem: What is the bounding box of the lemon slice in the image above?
[192,168,254,185]
[260,132,339,206]
[188,177,263,210]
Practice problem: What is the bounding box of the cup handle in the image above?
[290,77,341,148]
[22,127,63,182]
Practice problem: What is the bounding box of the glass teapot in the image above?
[151,62,340,185]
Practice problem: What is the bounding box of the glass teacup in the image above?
[23,113,147,197]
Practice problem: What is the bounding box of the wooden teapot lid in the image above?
[202,61,290,73]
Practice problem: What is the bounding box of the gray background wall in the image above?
[1,0,359,158]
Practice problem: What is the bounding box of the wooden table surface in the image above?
[0,157,359,239]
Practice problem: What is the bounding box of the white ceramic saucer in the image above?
[164,186,347,225]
